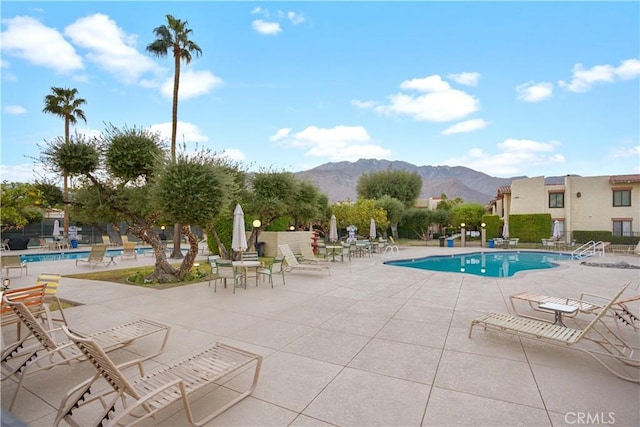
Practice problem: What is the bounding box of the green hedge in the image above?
[573,230,639,245]
[507,213,552,243]
[482,215,501,239]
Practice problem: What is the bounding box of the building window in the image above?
[549,192,564,208]
[613,189,631,207]
[613,220,632,236]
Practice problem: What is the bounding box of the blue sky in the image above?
[1,1,639,184]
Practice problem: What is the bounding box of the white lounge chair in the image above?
[470,283,639,383]
[1,293,171,411]
[299,242,330,264]
[278,244,330,275]
[55,330,262,427]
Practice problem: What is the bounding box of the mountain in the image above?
[294,159,519,204]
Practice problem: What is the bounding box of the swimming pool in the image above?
[385,251,576,278]
[16,248,159,262]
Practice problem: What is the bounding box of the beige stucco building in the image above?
[491,174,640,242]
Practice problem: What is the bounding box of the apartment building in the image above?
[491,174,640,242]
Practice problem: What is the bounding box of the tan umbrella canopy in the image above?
[369,218,376,240]
[329,215,338,242]
[232,204,248,258]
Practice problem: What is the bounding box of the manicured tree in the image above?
[42,87,87,238]
[450,203,487,230]
[375,195,405,239]
[147,14,202,259]
[357,170,422,207]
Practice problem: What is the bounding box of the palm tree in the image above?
[42,87,87,238]
[147,14,202,258]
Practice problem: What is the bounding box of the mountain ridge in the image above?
[294,159,522,204]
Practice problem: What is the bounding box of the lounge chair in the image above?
[101,234,115,246]
[36,273,68,327]
[39,237,58,250]
[299,242,330,264]
[55,329,262,427]
[257,257,286,287]
[121,241,137,260]
[1,294,171,411]
[278,244,330,275]
[75,244,111,267]
[613,241,640,256]
[1,255,28,277]
[510,291,601,322]
[1,283,48,342]
[1,238,10,251]
[579,291,639,332]
[470,283,639,383]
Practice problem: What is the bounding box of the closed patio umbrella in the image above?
[329,215,338,242]
[553,220,561,240]
[53,220,61,237]
[232,204,248,259]
[369,218,376,240]
[502,220,509,240]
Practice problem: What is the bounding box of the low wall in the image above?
[254,231,314,257]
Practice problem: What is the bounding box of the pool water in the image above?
[385,251,576,278]
[17,248,159,262]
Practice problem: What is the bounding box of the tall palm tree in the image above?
[147,14,202,258]
[42,87,87,238]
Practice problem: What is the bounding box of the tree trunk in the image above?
[63,174,69,238]
[170,222,183,259]
[209,226,229,259]
[177,225,199,278]
[129,224,178,282]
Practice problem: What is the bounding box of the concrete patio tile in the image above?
[226,351,342,412]
[283,328,371,365]
[301,295,359,313]
[289,414,337,426]
[303,367,430,426]
[444,326,527,362]
[166,306,261,337]
[345,297,404,319]
[434,350,545,408]
[348,338,442,384]
[376,318,449,349]
[201,397,298,427]
[423,387,551,426]
[229,319,313,350]
[393,303,454,325]
[273,305,340,327]
[319,311,389,337]
[529,362,640,425]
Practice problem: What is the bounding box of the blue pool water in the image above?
[16,248,159,262]
[385,251,576,278]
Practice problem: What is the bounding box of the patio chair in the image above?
[121,241,137,260]
[75,244,110,267]
[470,282,639,383]
[278,244,330,275]
[102,234,115,246]
[510,291,601,322]
[1,255,28,277]
[1,238,10,251]
[299,242,330,264]
[212,260,244,293]
[1,294,171,411]
[39,237,58,250]
[54,330,262,427]
[1,283,48,343]
[256,257,286,287]
[579,291,639,332]
[36,273,68,327]
[340,242,351,262]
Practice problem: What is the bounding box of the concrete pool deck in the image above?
[1,245,639,426]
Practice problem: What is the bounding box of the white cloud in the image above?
[288,12,305,25]
[441,118,488,135]
[400,75,450,92]
[558,58,640,93]
[160,69,223,100]
[516,81,553,102]
[445,138,564,177]
[269,128,291,141]
[358,74,479,122]
[447,72,480,86]
[252,19,282,35]
[147,121,209,143]
[0,163,51,183]
[611,144,640,159]
[3,105,26,115]
[273,125,391,161]
[64,13,160,84]
[0,16,83,74]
